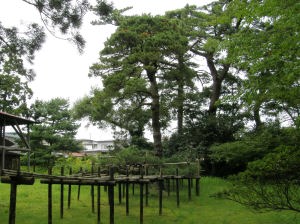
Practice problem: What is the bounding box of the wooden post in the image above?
[188,178,192,200]
[145,166,149,207]
[91,185,95,213]
[159,167,163,215]
[140,182,144,224]
[97,167,101,224]
[91,165,95,213]
[196,177,200,196]
[176,168,180,208]
[126,166,129,216]
[118,182,122,204]
[108,167,114,224]
[48,167,52,224]
[68,167,72,209]
[77,167,82,200]
[8,178,17,224]
[60,166,64,219]
[132,183,135,195]
[196,159,201,197]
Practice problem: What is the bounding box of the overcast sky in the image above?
[0,0,213,140]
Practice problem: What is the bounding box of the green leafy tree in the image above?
[0,73,33,115]
[225,0,300,127]
[30,98,82,166]
[0,22,45,80]
[221,144,300,213]
[0,0,91,79]
[211,0,299,209]
[73,90,151,149]
[168,2,242,117]
[0,0,121,117]
[85,14,195,157]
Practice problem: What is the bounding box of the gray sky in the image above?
[0,0,213,140]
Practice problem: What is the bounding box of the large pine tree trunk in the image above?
[177,82,184,134]
[176,55,185,134]
[147,69,163,157]
[206,55,229,116]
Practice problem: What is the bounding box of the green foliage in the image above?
[0,22,45,79]
[53,156,93,173]
[224,0,300,126]
[80,13,198,156]
[23,0,89,51]
[220,145,300,213]
[111,146,160,166]
[29,98,82,166]
[0,73,33,115]
[209,123,300,175]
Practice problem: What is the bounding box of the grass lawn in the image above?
[0,177,299,224]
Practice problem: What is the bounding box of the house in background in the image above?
[78,139,114,154]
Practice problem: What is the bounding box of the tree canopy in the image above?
[30,98,82,165]
[73,0,300,213]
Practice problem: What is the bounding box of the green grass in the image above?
[0,177,299,224]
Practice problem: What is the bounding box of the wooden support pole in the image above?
[91,185,95,213]
[97,184,101,224]
[159,167,163,215]
[132,183,135,195]
[97,167,101,224]
[125,166,129,216]
[8,178,17,224]
[145,183,149,207]
[91,165,95,213]
[126,180,129,216]
[48,167,52,224]
[145,166,149,207]
[140,182,144,224]
[68,167,72,209]
[77,184,81,200]
[188,178,191,201]
[77,167,82,200]
[60,167,64,219]
[196,177,200,196]
[108,167,114,224]
[196,159,201,197]
[176,169,180,208]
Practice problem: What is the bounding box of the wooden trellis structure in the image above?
[0,112,202,224]
[2,163,201,224]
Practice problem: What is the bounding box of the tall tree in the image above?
[87,14,193,156]
[212,0,300,212]
[30,98,82,165]
[73,89,151,146]
[225,0,300,127]
[168,2,242,116]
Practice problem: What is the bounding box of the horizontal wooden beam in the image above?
[40,179,116,186]
[1,176,35,185]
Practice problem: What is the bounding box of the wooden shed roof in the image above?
[0,111,35,126]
